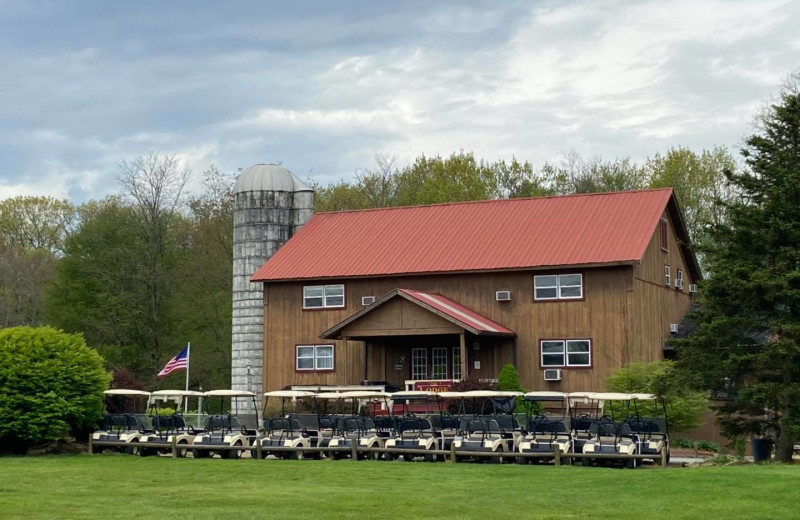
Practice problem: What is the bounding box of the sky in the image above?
[1,0,798,202]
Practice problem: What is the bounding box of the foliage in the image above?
[3,458,800,519]
[0,326,111,452]
[496,363,524,392]
[606,361,709,432]
[449,377,496,414]
[673,72,800,462]
[672,438,722,453]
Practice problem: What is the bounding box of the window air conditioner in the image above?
[689,284,698,293]
[361,296,376,306]
[495,290,511,302]
[670,323,679,334]
[543,369,562,381]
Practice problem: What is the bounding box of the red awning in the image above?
[321,288,515,339]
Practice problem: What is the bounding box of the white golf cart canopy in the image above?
[524,391,569,402]
[315,392,345,400]
[438,391,468,399]
[263,390,316,398]
[337,390,388,399]
[462,390,523,398]
[203,390,257,398]
[389,390,440,400]
[629,393,659,401]
[150,390,205,397]
[104,389,151,397]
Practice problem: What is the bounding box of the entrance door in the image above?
[410,346,461,381]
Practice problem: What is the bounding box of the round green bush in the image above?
[0,326,111,453]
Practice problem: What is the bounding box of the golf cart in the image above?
[626,393,670,465]
[251,390,319,460]
[90,389,151,454]
[138,390,204,457]
[517,391,573,464]
[191,390,259,459]
[451,390,522,463]
[383,391,442,461]
[568,391,605,454]
[325,390,389,460]
[580,392,639,468]
[432,391,468,451]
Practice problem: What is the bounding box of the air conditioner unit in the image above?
[543,369,562,382]
[689,284,698,293]
[676,279,684,290]
[670,323,679,334]
[361,296,376,306]
[495,290,511,302]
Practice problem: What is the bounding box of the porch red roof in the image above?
[253,188,693,282]
[321,288,516,339]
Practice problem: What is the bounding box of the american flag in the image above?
[157,347,188,378]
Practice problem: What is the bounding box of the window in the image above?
[432,348,448,379]
[660,219,669,251]
[540,339,592,368]
[676,269,684,290]
[296,345,335,371]
[534,274,583,301]
[664,265,671,287]
[452,347,462,380]
[303,284,345,309]
[411,348,428,380]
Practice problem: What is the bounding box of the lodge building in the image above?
[249,187,699,394]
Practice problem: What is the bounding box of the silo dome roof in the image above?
[233,164,313,194]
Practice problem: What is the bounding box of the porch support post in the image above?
[362,339,369,383]
[459,332,467,381]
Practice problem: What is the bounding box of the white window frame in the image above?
[676,269,684,290]
[534,273,583,301]
[411,348,428,380]
[303,284,345,309]
[452,347,462,380]
[431,348,448,380]
[295,344,335,371]
[664,265,671,287]
[540,339,592,368]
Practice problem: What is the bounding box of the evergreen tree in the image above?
[675,72,800,461]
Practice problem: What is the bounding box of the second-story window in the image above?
[303,284,345,309]
[534,274,583,301]
[664,265,671,287]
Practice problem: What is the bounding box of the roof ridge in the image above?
[314,187,674,216]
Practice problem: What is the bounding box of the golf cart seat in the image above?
[589,422,618,437]
[265,418,301,432]
[205,414,239,431]
[627,418,661,434]
[319,416,337,430]
[371,416,394,430]
[491,415,519,431]
[461,419,500,434]
[572,416,594,432]
[295,413,320,429]
[152,415,185,431]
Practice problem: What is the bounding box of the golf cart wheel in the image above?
[516,454,528,465]
[192,448,210,459]
[226,441,243,460]
[139,447,156,457]
[424,447,436,463]
[581,457,592,467]
[289,449,304,460]
[329,451,341,460]
[561,454,572,466]
[176,440,189,458]
[625,457,638,469]
[489,446,504,464]
[385,452,397,461]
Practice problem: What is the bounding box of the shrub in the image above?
[497,364,523,392]
[606,360,709,432]
[0,326,111,453]
[449,377,495,414]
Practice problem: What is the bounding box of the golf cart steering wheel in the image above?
[599,414,615,423]
[627,415,643,424]
[534,414,549,422]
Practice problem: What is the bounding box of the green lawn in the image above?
[1,456,799,519]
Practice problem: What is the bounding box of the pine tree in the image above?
[676,72,800,461]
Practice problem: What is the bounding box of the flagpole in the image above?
[184,342,190,414]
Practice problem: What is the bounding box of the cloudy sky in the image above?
[1,0,798,202]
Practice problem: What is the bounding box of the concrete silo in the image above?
[232,164,313,408]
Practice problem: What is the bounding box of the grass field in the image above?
[1,456,799,519]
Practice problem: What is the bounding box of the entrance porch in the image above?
[321,288,517,390]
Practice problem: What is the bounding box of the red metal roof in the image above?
[399,289,515,335]
[321,288,516,338]
[252,188,676,282]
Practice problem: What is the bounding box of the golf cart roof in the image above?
[463,390,523,398]
[389,391,440,400]
[629,393,658,401]
[523,391,569,401]
[104,389,151,397]
[438,391,468,399]
[315,392,346,400]
[337,390,388,399]
[204,390,257,397]
[150,390,204,397]
[263,390,316,398]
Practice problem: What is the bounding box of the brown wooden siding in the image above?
[262,217,693,393]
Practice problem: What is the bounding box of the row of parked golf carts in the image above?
[91,389,669,467]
